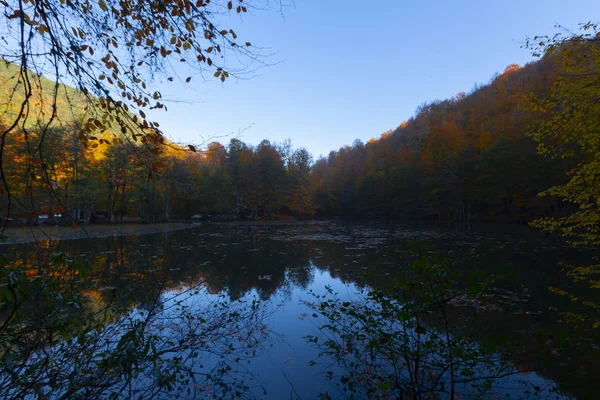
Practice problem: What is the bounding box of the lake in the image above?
[1,222,598,399]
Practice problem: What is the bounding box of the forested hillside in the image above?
[0,60,315,224]
[311,60,577,222]
[0,61,87,128]
[0,43,592,224]
[0,61,171,224]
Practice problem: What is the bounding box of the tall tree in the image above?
[288,147,314,216]
[247,140,287,217]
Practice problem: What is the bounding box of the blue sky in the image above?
[149,0,600,159]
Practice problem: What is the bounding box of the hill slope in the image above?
[310,58,577,222]
[0,61,91,130]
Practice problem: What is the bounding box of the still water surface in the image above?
[3,222,598,399]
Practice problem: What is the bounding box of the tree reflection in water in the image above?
[1,223,597,399]
[305,245,566,399]
[0,234,279,399]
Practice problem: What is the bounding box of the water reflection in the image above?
[1,223,598,398]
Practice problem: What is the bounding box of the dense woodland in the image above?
[0,44,592,225]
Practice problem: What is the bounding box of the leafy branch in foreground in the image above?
[1,0,268,135]
[524,22,600,327]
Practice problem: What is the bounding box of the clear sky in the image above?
[147,0,600,159]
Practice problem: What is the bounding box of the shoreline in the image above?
[0,223,197,245]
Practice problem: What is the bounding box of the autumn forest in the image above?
[0,50,588,226]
